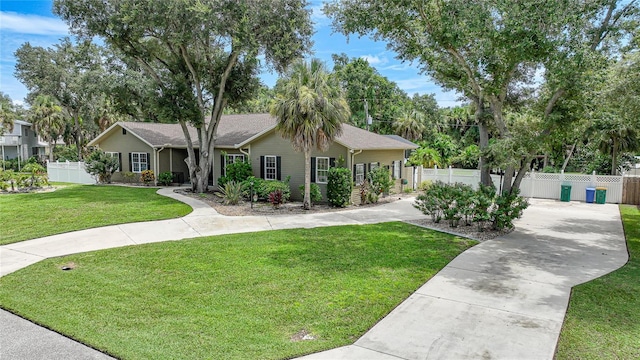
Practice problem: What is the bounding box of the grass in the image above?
[0,184,192,245]
[555,205,640,359]
[0,223,475,360]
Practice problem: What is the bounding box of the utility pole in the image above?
[364,99,372,131]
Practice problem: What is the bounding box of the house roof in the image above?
[336,126,418,150]
[89,113,417,151]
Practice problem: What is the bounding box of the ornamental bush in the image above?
[218,160,252,187]
[158,171,173,186]
[327,167,352,207]
[413,181,528,230]
[220,181,244,205]
[299,183,322,205]
[367,167,393,195]
[85,150,119,184]
[140,170,155,185]
[241,176,290,202]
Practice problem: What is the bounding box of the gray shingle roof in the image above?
[110,113,417,150]
[336,125,418,150]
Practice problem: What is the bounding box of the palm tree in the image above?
[594,116,638,175]
[393,110,426,141]
[29,95,66,161]
[271,59,351,210]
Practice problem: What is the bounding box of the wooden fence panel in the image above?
[622,177,640,205]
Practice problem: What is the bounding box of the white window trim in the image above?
[316,156,329,184]
[106,151,120,172]
[264,155,277,181]
[393,160,401,180]
[355,163,365,185]
[224,154,245,176]
[131,152,148,173]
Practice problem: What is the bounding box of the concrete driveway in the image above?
[0,190,628,360]
[299,199,628,360]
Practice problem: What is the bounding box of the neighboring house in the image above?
[0,120,47,163]
[88,113,418,200]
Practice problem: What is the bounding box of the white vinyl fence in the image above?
[47,161,96,184]
[420,167,623,204]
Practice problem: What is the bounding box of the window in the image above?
[370,162,379,171]
[393,160,401,180]
[264,155,277,180]
[131,152,148,173]
[355,163,365,185]
[223,154,245,176]
[316,157,329,183]
[106,152,120,171]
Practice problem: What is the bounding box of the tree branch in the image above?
[180,44,205,112]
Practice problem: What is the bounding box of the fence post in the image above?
[591,171,597,187]
[449,166,453,184]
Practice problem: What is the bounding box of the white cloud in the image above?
[310,4,330,28]
[0,12,69,36]
[360,54,388,65]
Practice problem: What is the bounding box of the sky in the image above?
[0,0,461,107]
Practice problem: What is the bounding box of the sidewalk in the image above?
[0,191,628,359]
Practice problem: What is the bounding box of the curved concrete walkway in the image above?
[0,190,628,360]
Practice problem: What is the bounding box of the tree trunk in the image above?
[502,166,515,195]
[475,98,491,186]
[611,139,618,175]
[74,114,83,161]
[512,160,530,193]
[48,140,55,162]
[560,142,576,172]
[303,150,311,210]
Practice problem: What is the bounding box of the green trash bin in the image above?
[560,184,572,202]
[595,187,607,204]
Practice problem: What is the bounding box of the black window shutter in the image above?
[330,158,335,168]
[221,154,225,176]
[147,153,151,171]
[260,156,265,179]
[276,156,282,180]
[118,153,122,172]
[129,153,132,172]
[311,157,316,183]
[353,164,356,181]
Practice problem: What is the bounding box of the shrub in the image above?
[121,171,138,184]
[418,180,432,191]
[368,167,393,195]
[413,181,527,230]
[157,171,173,186]
[360,180,369,205]
[220,181,244,205]
[268,189,284,209]
[472,184,496,231]
[0,170,16,191]
[140,170,155,185]
[327,167,352,207]
[299,183,322,205]
[241,176,290,202]
[85,150,119,184]
[21,162,48,188]
[218,160,252,187]
[491,189,529,230]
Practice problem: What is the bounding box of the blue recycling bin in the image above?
[586,187,596,203]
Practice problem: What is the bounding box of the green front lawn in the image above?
[0,185,192,245]
[0,223,475,360]
[555,205,640,359]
